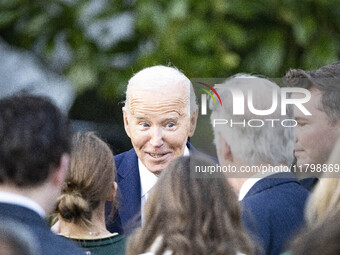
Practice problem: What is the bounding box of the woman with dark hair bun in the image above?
[55,132,125,255]
[127,155,255,255]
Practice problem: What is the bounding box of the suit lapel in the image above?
[116,142,210,231]
[116,149,141,229]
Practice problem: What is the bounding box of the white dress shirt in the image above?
[0,190,45,218]
[139,147,190,224]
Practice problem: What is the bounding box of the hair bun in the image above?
[56,192,91,223]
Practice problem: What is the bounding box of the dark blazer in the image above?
[241,172,309,255]
[106,142,211,234]
[299,177,318,192]
[0,203,84,255]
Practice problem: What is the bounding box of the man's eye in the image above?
[297,122,306,127]
[140,123,149,127]
[167,123,175,128]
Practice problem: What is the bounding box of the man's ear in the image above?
[52,153,70,187]
[122,107,131,138]
[189,109,198,137]
[107,181,118,201]
[216,134,233,163]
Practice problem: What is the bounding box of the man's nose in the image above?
[150,127,164,147]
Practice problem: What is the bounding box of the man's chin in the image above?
[295,159,307,169]
[294,158,320,177]
[145,162,168,176]
[143,155,174,175]
[295,156,312,167]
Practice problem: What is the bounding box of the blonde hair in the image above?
[305,136,340,226]
[55,132,116,227]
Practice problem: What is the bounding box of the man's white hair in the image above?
[124,65,198,116]
[210,74,294,166]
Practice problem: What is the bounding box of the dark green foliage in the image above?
[1,0,339,121]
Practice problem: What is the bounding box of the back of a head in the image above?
[0,95,70,187]
[56,132,116,227]
[285,61,340,85]
[210,74,294,166]
[284,61,340,123]
[127,155,254,255]
[289,210,340,255]
[125,65,198,116]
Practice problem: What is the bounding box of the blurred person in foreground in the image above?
[284,61,340,190]
[210,75,309,255]
[286,210,340,255]
[0,95,84,255]
[303,135,340,227]
[55,132,126,255]
[284,136,340,255]
[106,65,203,234]
[127,155,255,255]
[0,217,41,255]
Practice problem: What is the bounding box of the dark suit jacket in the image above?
[241,172,309,255]
[106,142,211,234]
[0,203,84,255]
[299,177,318,191]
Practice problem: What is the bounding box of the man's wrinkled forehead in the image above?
[127,86,189,116]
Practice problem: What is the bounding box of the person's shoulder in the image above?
[37,231,85,255]
[114,148,137,166]
[299,177,319,192]
[74,235,127,255]
[242,177,308,215]
[55,235,85,254]
[246,177,308,200]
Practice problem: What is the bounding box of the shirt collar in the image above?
[238,178,261,201]
[238,171,277,201]
[139,160,159,198]
[139,146,190,198]
[0,191,46,218]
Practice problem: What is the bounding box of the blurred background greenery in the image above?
[1,0,339,153]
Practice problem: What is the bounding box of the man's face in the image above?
[293,88,340,168]
[123,84,197,175]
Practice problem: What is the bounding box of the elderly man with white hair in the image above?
[106,65,202,234]
[210,74,309,255]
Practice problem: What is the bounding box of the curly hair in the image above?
[127,156,254,255]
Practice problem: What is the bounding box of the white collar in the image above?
[238,178,261,201]
[0,191,46,218]
[139,146,190,198]
[139,160,159,198]
[183,146,190,157]
[238,171,277,201]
